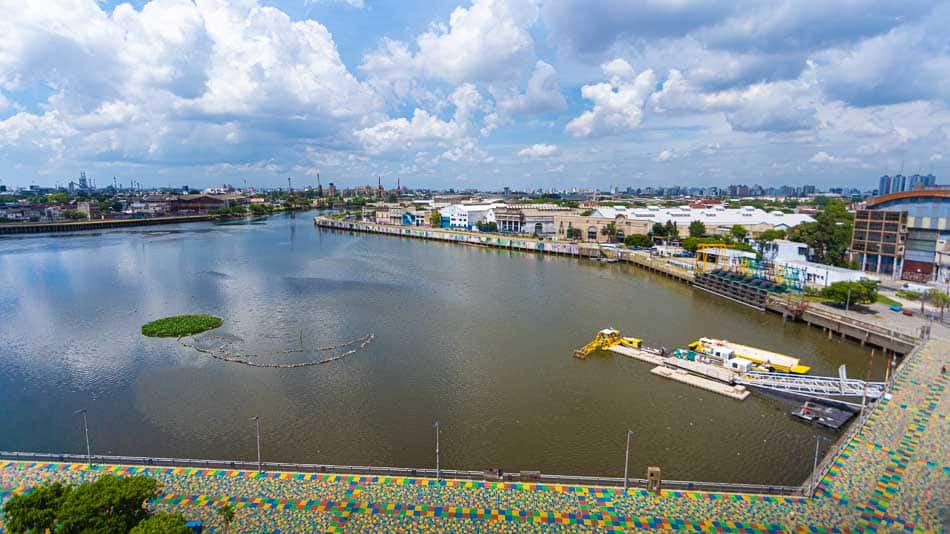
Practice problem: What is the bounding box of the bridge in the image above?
[736,369,886,405]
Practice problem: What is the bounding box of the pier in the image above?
[0,215,211,235]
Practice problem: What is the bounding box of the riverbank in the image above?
[0,215,212,235]
[314,217,920,355]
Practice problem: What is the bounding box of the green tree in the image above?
[600,223,618,242]
[129,512,191,534]
[787,199,853,266]
[688,220,706,237]
[217,503,236,534]
[623,234,654,248]
[651,222,667,237]
[565,227,582,240]
[429,210,442,227]
[46,192,69,204]
[757,228,787,242]
[2,481,72,533]
[922,288,950,318]
[821,280,879,307]
[580,209,594,216]
[62,209,87,221]
[730,224,748,241]
[664,220,677,238]
[57,475,160,534]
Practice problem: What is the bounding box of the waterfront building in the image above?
[591,205,812,236]
[438,204,499,230]
[553,213,651,242]
[852,189,950,282]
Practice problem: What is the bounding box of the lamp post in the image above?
[75,409,91,465]
[810,435,832,497]
[434,420,440,480]
[250,416,262,472]
[623,430,633,490]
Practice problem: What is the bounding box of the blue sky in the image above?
[0,0,947,190]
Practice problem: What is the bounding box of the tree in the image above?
[46,192,69,204]
[821,280,879,307]
[688,220,706,238]
[757,228,787,242]
[922,288,950,318]
[787,199,853,267]
[428,211,442,227]
[730,224,748,241]
[624,234,654,248]
[2,481,72,533]
[57,475,160,534]
[664,220,678,239]
[62,209,88,221]
[566,227,582,240]
[129,512,191,534]
[651,222,667,237]
[600,223,618,242]
[217,503,236,534]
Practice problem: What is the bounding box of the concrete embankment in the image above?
[0,215,212,235]
[314,217,919,354]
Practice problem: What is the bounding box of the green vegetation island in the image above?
[141,314,222,337]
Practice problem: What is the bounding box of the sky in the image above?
[0,0,947,191]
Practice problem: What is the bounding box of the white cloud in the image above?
[494,60,566,115]
[566,59,656,138]
[355,109,464,154]
[655,149,675,162]
[809,151,857,164]
[361,0,539,86]
[517,143,559,158]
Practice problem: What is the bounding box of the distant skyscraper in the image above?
[879,175,891,196]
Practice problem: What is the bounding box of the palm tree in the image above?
[217,503,235,534]
[924,288,950,320]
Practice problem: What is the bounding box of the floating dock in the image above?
[607,345,666,366]
[650,367,750,400]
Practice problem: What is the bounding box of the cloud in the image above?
[0,0,380,167]
[360,0,538,85]
[355,109,464,154]
[651,68,818,132]
[517,143,559,157]
[566,59,656,138]
[655,149,675,162]
[809,151,857,164]
[494,60,567,115]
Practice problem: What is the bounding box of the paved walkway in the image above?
[1,339,947,532]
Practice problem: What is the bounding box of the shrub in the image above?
[141,314,223,337]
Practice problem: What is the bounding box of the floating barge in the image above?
[791,401,856,430]
[688,337,811,374]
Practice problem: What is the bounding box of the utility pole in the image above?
[251,416,262,472]
[75,409,92,465]
[623,430,633,490]
[435,421,441,480]
[845,288,852,311]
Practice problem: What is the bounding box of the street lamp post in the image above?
[251,416,262,472]
[75,409,91,465]
[623,430,633,490]
[810,435,832,497]
[434,420,440,480]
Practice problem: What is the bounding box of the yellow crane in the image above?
[574,329,642,359]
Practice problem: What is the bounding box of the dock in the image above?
[650,366,751,400]
[606,345,665,365]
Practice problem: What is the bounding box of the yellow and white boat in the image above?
[688,337,811,374]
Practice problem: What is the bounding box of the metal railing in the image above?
[0,451,802,496]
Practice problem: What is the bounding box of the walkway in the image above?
[1,339,947,532]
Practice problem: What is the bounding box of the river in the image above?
[0,213,885,484]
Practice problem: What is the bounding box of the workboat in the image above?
[688,337,811,374]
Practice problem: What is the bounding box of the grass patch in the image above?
[141,314,222,337]
[876,293,901,307]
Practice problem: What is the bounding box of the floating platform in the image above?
[791,401,856,430]
[650,367,750,400]
[607,345,666,366]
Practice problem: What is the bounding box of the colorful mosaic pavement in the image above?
[1,339,947,532]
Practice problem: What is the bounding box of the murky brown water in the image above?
[0,214,885,484]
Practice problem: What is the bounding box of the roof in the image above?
[865,189,950,207]
[592,205,813,227]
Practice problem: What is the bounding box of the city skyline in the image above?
[0,0,948,189]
